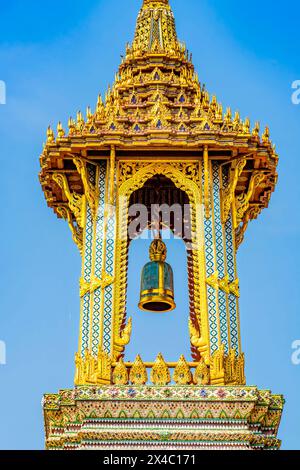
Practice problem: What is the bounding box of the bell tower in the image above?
[41,0,284,450]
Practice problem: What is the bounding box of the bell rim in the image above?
[138,295,176,313]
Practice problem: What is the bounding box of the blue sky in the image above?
[0,0,299,450]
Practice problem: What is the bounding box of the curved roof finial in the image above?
[143,0,170,6]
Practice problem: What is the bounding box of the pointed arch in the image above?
[112,162,210,363]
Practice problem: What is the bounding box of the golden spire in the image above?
[143,0,169,4]
[133,0,178,54]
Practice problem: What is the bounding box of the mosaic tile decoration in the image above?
[103,215,116,354]
[202,163,219,355]
[92,162,107,356]
[81,293,90,354]
[45,385,260,407]
[83,205,93,284]
[222,166,239,352]
[81,165,98,356]
[212,163,226,280]
[81,203,93,355]
[212,162,229,353]
[95,162,107,278]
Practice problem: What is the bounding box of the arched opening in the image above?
[125,231,191,362]
[123,174,195,363]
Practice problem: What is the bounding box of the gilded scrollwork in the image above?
[189,320,208,357]
[56,206,83,254]
[235,204,263,250]
[221,157,247,224]
[115,318,133,348]
[235,219,249,250]
[73,158,99,219]
[118,162,150,186]
[53,173,85,229]
[234,171,265,228]
[169,162,201,186]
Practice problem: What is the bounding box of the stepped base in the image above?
[43,385,284,450]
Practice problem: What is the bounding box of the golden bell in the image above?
[138,239,176,313]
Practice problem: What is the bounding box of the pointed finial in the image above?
[47,125,55,143]
[202,90,210,108]
[68,116,75,133]
[210,95,217,113]
[233,111,240,124]
[86,106,92,122]
[252,121,260,137]
[75,111,85,132]
[174,355,192,385]
[216,103,223,120]
[97,94,103,107]
[57,121,65,139]
[262,126,270,144]
[225,107,232,125]
[129,355,148,385]
[143,0,169,4]
[243,117,250,134]
[134,0,177,55]
[150,353,170,386]
[77,110,84,125]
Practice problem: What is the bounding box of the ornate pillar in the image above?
[202,155,243,384]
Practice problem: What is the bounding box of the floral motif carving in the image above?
[151,353,171,386]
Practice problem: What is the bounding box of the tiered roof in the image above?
[39,0,278,241]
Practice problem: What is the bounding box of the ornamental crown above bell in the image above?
[149,238,167,262]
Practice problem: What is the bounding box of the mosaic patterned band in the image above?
[203,161,240,356]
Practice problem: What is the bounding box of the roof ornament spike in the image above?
[97,94,104,110]
[57,121,65,139]
[225,107,232,125]
[234,111,240,123]
[86,106,92,122]
[252,121,260,137]
[143,0,169,5]
[262,126,270,144]
[47,125,55,143]
[243,117,251,134]
[68,117,76,135]
[76,111,85,131]
[133,0,178,56]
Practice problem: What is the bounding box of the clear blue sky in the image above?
[0,0,299,450]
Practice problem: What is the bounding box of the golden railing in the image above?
[75,350,246,387]
[112,354,208,386]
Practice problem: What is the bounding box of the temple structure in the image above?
[40,0,284,450]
